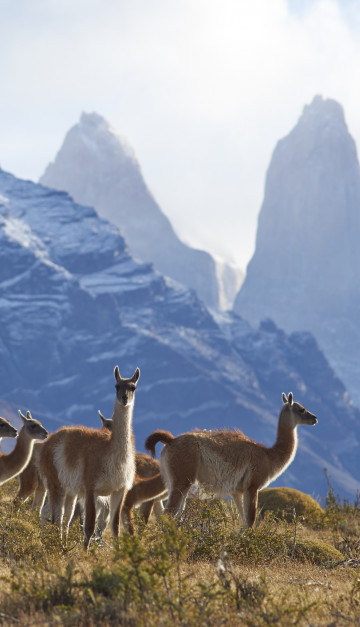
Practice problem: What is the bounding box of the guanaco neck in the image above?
[109,400,134,453]
[0,428,36,486]
[266,411,298,480]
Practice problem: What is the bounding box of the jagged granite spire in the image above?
[234,95,360,403]
[40,112,223,308]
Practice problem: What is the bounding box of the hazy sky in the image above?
[1,0,359,269]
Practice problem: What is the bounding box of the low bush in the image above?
[0,477,358,626]
[258,487,324,527]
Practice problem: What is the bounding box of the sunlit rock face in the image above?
[40,112,222,308]
[234,95,360,404]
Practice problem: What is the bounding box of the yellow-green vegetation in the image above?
[258,486,325,526]
[0,478,360,626]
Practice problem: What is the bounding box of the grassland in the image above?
[0,477,360,626]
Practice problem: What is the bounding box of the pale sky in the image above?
[1,0,359,269]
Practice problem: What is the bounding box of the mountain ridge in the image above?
[234,95,360,406]
[40,112,244,309]
[0,165,359,498]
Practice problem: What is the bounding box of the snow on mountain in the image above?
[234,95,360,407]
[0,166,359,499]
[39,112,241,309]
[215,258,244,310]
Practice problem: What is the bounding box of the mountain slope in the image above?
[234,95,360,405]
[39,112,227,308]
[0,167,359,499]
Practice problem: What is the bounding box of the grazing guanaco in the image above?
[0,411,48,487]
[145,393,317,528]
[0,416,18,446]
[38,366,139,548]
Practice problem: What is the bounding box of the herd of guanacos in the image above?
[0,366,317,548]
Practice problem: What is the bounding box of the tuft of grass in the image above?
[285,537,344,564]
[258,487,324,527]
[0,476,360,625]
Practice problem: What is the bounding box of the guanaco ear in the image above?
[131,368,140,384]
[288,392,293,406]
[282,393,288,404]
[114,365,121,384]
[98,410,106,425]
[26,410,33,420]
[18,410,28,422]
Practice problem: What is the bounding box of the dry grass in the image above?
[0,478,360,626]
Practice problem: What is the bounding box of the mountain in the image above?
[0,167,359,499]
[215,258,244,310]
[39,112,242,309]
[234,95,360,406]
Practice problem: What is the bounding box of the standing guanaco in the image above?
[0,411,48,487]
[145,393,317,527]
[38,366,139,548]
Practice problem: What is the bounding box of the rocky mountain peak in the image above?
[1,165,360,498]
[281,95,353,167]
[234,96,360,405]
[77,111,137,163]
[300,94,346,129]
[40,113,228,309]
[79,110,107,130]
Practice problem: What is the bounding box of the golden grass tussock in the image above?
[1,478,360,626]
[258,486,324,526]
[286,537,343,563]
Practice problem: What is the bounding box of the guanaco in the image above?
[18,408,161,539]
[0,416,18,446]
[0,411,48,487]
[38,366,139,548]
[15,410,114,509]
[145,393,317,527]
[55,413,163,538]
[98,411,166,535]
[122,455,167,535]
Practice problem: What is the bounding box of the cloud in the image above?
[0,0,359,267]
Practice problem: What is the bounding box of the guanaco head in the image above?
[18,410,48,440]
[98,410,113,431]
[0,416,18,439]
[114,366,140,407]
[281,393,317,427]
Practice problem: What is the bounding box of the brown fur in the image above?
[15,413,114,509]
[0,411,48,487]
[146,393,317,528]
[145,430,174,457]
[14,441,45,508]
[0,416,18,442]
[38,366,139,548]
[18,412,163,541]
[122,453,167,534]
